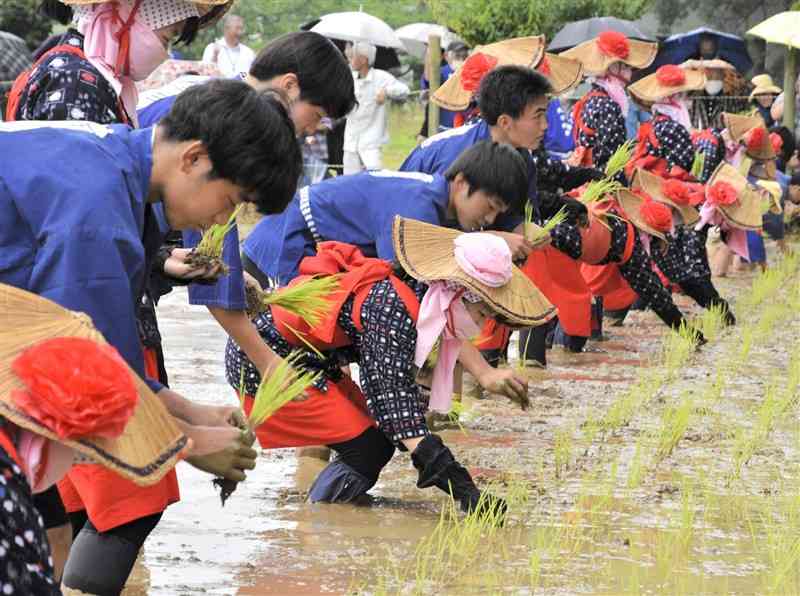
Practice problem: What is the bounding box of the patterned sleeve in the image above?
[582,96,626,170]
[653,118,695,173]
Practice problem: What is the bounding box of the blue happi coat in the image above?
[242,170,450,284]
[0,121,165,393]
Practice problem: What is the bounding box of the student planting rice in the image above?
[225,216,554,516]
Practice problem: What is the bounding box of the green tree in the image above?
[428,0,650,46]
[0,0,54,51]
[652,0,794,35]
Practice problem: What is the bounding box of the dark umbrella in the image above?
[300,18,400,70]
[0,31,32,82]
[548,17,655,52]
[650,27,753,75]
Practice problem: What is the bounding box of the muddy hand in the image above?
[164,248,222,280]
[478,368,529,409]
[228,409,257,447]
[186,428,258,482]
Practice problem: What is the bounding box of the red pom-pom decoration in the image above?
[11,337,139,440]
[745,126,767,151]
[537,56,551,76]
[707,181,738,206]
[656,65,686,87]
[770,132,784,154]
[460,52,499,92]
[661,179,691,205]
[636,191,673,232]
[597,31,630,59]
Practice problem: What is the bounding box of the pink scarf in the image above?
[16,431,75,494]
[415,233,513,413]
[652,96,692,131]
[593,74,629,116]
[695,205,750,260]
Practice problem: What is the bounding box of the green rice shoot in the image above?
[195,204,243,259]
[525,205,568,244]
[260,275,341,327]
[691,150,706,180]
[604,139,635,180]
[248,350,320,429]
[579,178,621,205]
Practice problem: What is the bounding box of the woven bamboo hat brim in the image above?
[706,162,765,230]
[630,168,700,227]
[0,284,189,486]
[628,67,706,103]
[539,53,583,95]
[392,217,556,327]
[431,36,546,111]
[560,37,657,76]
[60,0,233,29]
[722,112,776,161]
[749,73,782,100]
[615,188,668,241]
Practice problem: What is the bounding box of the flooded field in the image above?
[121,247,800,595]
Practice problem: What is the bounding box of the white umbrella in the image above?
[311,12,404,50]
[395,23,461,58]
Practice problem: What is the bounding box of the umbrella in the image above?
[311,11,404,49]
[548,17,654,52]
[303,17,400,70]
[0,31,32,82]
[651,28,752,75]
[394,23,461,59]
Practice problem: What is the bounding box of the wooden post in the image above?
[427,34,442,135]
[783,46,797,130]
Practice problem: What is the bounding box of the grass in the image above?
[383,102,425,170]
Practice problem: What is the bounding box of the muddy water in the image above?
[122,252,800,595]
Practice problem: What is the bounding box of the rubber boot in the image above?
[411,434,507,521]
[308,459,375,503]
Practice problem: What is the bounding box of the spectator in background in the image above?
[543,96,575,158]
[202,14,254,77]
[625,96,651,140]
[418,40,469,139]
[750,73,781,128]
[343,41,409,174]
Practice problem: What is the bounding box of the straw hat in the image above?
[722,112,777,161]
[749,73,782,100]
[705,162,766,230]
[0,284,189,486]
[431,36,546,111]
[537,53,583,95]
[680,58,735,72]
[630,168,700,227]
[615,188,669,241]
[560,31,657,76]
[392,217,556,326]
[628,65,706,103]
[60,0,233,28]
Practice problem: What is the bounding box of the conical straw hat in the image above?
[0,284,189,486]
[627,66,706,103]
[615,188,669,241]
[431,36,546,111]
[560,32,657,76]
[392,217,556,326]
[630,168,700,227]
[706,162,766,230]
[537,52,583,95]
[722,112,776,161]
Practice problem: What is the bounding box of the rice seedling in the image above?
[699,302,725,343]
[553,426,573,480]
[626,437,646,489]
[604,139,635,180]
[248,275,341,325]
[523,203,569,245]
[214,351,320,505]
[185,204,243,275]
[661,324,695,381]
[654,393,693,462]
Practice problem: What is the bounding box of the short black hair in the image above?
[444,141,528,211]
[770,125,796,164]
[478,66,551,125]
[160,79,302,215]
[249,31,357,120]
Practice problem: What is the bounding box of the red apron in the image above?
[57,347,180,532]
[580,220,638,311]
[250,242,420,448]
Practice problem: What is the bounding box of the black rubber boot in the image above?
[411,434,507,521]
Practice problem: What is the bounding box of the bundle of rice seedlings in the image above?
[691,151,706,180]
[579,178,621,205]
[248,275,341,325]
[213,351,320,505]
[525,206,569,244]
[185,205,243,276]
[604,140,635,180]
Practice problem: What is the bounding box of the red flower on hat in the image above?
[662,179,692,205]
[745,126,767,152]
[11,338,139,440]
[656,65,686,87]
[460,52,499,92]
[635,190,673,232]
[707,181,738,206]
[770,132,784,154]
[597,31,630,59]
[537,56,551,76]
